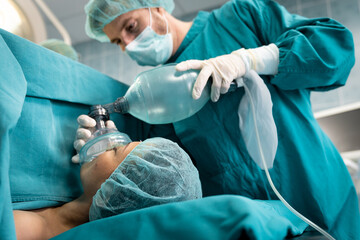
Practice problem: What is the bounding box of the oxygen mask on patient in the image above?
[79,105,132,165]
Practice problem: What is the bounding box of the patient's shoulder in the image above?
[13,210,50,240]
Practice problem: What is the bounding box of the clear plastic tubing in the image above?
[244,82,336,240]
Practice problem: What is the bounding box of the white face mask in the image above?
[125,8,173,66]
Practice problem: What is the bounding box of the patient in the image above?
[13,137,202,240]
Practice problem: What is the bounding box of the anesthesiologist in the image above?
[13,137,202,240]
[82,0,360,238]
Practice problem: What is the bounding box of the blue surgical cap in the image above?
[40,39,79,61]
[85,0,175,42]
[89,137,202,221]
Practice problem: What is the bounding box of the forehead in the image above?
[107,8,149,29]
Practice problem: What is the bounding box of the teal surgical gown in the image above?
[164,0,359,238]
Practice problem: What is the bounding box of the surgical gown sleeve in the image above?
[231,0,355,90]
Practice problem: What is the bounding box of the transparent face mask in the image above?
[79,131,132,165]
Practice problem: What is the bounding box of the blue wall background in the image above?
[74,0,360,112]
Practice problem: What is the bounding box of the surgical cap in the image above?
[40,39,79,61]
[85,0,175,42]
[89,137,202,221]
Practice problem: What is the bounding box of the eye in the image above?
[126,21,137,33]
[115,39,122,46]
[111,38,122,46]
[106,147,117,153]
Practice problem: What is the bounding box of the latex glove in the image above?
[71,114,117,164]
[176,43,279,102]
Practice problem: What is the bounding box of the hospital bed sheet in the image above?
[52,195,308,240]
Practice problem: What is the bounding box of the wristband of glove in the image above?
[232,43,279,75]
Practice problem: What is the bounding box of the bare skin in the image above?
[102,7,193,55]
[13,141,140,240]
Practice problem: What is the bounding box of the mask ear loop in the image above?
[148,7,169,34]
[148,8,152,28]
[163,13,169,34]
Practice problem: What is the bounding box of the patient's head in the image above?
[81,137,202,221]
[80,141,141,197]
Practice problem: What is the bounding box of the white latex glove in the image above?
[71,114,117,164]
[176,43,279,102]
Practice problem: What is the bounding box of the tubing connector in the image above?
[113,97,129,114]
[88,105,109,130]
